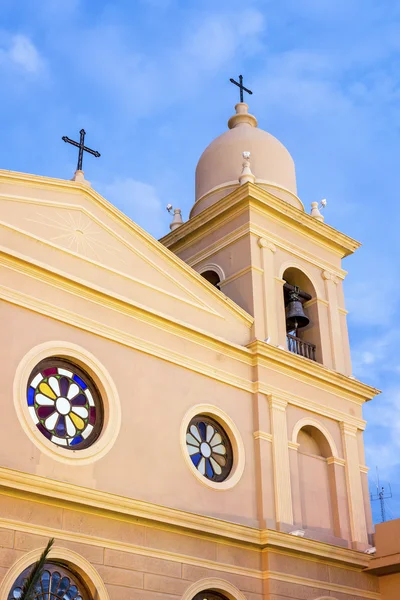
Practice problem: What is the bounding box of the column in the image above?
[269,396,293,528]
[258,238,279,345]
[340,423,368,548]
[322,271,345,373]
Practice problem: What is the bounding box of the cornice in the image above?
[161,183,360,258]
[248,340,379,405]
[0,467,371,570]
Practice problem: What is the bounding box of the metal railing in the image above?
[287,333,316,361]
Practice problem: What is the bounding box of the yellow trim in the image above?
[253,431,272,443]
[249,340,379,405]
[0,515,377,599]
[264,570,380,599]
[162,182,360,258]
[0,179,253,325]
[0,467,372,568]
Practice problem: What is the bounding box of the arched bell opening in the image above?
[282,267,322,363]
[201,269,221,290]
[296,425,338,536]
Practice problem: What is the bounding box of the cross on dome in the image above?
[229,74,253,103]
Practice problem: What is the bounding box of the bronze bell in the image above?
[285,287,310,331]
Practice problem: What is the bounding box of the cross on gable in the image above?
[62,129,100,172]
[229,74,253,103]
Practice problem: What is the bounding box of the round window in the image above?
[27,358,103,450]
[186,415,233,482]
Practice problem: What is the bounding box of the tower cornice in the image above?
[161,183,361,258]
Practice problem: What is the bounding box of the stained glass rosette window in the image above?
[27,358,103,450]
[186,416,233,482]
[9,564,88,600]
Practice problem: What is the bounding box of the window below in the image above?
[9,563,90,600]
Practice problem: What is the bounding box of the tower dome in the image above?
[192,103,303,218]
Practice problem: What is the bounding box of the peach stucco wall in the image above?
[0,171,381,599]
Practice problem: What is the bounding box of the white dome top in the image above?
[192,103,302,217]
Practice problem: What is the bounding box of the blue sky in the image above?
[2,0,400,523]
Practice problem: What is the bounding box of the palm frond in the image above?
[20,538,54,600]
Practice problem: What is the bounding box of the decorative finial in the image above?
[62,129,100,177]
[310,200,325,222]
[228,103,257,129]
[167,205,183,230]
[239,151,255,185]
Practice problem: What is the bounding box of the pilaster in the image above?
[258,237,279,344]
[340,423,368,548]
[269,395,293,528]
[322,271,345,374]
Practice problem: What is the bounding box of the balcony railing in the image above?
[287,333,316,361]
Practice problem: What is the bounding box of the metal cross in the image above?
[229,74,253,103]
[62,129,100,172]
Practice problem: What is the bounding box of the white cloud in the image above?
[99,178,168,239]
[0,34,44,74]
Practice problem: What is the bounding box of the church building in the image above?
[0,95,397,599]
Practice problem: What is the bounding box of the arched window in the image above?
[282,267,322,363]
[201,270,221,289]
[193,593,229,600]
[9,563,90,600]
[297,425,335,534]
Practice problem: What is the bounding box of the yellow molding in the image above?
[219,266,264,287]
[327,457,346,467]
[260,529,370,568]
[0,182,253,325]
[0,515,376,597]
[0,467,371,569]
[0,283,255,394]
[360,464,370,473]
[162,183,360,258]
[288,441,300,450]
[264,571,380,599]
[248,224,347,278]
[249,340,379,404]
[253,431,273,442]
[0,515,261,581]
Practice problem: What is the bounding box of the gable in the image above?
[0,171,252,346]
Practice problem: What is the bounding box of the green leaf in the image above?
[20,538,54,600]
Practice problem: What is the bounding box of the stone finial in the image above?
[71,170,91,187]
[239,151,256,185]
[228,103,258,129]
[170,208,183,231]
[310,201,324,222]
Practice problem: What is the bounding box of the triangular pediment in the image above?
[0,171,252,345]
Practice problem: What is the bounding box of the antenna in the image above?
[370,467,393,523]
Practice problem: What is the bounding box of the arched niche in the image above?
[282,267,322,364]
[294,422,339,537]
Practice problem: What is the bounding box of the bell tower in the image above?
[160,101,377,550]
[162,102,354,375]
